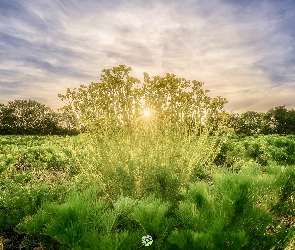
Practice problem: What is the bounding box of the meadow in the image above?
[0,130,295,249]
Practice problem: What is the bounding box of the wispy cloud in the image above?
[0,0,294,113]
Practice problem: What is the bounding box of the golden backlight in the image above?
[143,109,151,117]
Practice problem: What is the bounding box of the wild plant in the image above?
[57,65,232,202]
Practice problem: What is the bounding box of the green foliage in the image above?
[0,100,59,135]
[141,165,181,202]
[271,169,295,217]
[130,195,173,246]
[58,65,142,134]
[58,65,229,136]
[220,106,295,137]
[268,136,295,165]
[237,111,263,136]
[2,64,295,249]
[214,134,295,168]
[0,181,51,232]
[0,100,80,135]
[1,117,295,248]
[167,230,211,249]
[0,135,79,235]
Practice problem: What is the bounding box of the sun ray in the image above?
[143,109,151,117]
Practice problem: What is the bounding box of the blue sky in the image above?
[1,0,295,114]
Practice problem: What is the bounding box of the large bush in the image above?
[58,65,231,136]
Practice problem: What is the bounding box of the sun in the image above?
[143,109,151,117]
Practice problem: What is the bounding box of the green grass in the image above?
[0,130,295,249]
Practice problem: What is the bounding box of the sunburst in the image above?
[143,109,151,117]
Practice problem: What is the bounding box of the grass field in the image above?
[0,131,295,249]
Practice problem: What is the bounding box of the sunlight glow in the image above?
[143,109,151,117]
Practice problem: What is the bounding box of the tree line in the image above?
[216,106,295,136]
[1,99,293,136]
[0,100,79,135]
[1,65,294,136]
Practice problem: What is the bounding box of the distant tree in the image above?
[237,111,263,135]
[273,106,289,135]
[0,103,16,134]
[261,106,290,135]
[261,110,277,135]
[0,100,60,135]
[227,112,241,134]
[285,109,295,134]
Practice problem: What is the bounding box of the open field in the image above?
[0,133,295,249]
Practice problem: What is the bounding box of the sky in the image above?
[1,0,295,114]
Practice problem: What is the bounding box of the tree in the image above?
[0,100,60,135]
[0,103,16,134]
[273,106,289,135]
[237,111,263,135]
[261,110,277,135]
[285,109,295,134]
[58,65,229,136]
[261,106,290,135]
